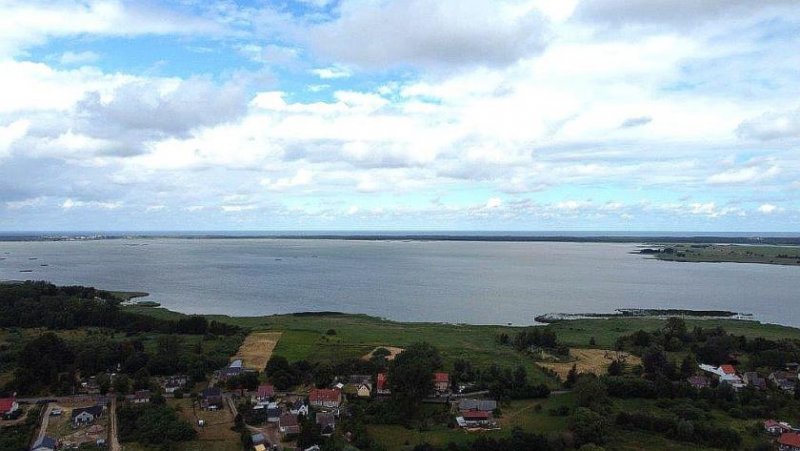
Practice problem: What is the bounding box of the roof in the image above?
[254,445,267,451]
[134,390,150,399]
[251,432,266,444]
[316,412,336,427]
[309,388,341,403]
[267,407,282,417]
[434,372,449,383]
[688,375,709,385]
[719,364,736,375]
[202,387,222,397]
[72,405,103,419]
[460,410,491,420]
[279,413,299,427]
[0,397,15,412]
[257,384,275,398]
[377,373,387,390]
[229,359,243,368]
[32,436,57,450]
[779,433,800,447]
[459,399,497,411]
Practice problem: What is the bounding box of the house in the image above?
[316,412,336,436]
[72,405,103,425]
[719,364,736,375]
[719,373,745,390]
[201,387,224,409]
[770,371,798,393]
[458,399,497,412]
[356,383,371,398]
[743,372,767,390]
[251,432,267,446]
[132,390,151,404]
[376,373,390,395]
[309,388,341,409]
[279,413,301,436]
[765,420,794,435]
[255,384,275,403]
[779,432,800,451]
[434,372,450,393]
[162,375,188,394]
[254,445,267,451]
[266,404,282,423]
[456,410,494,428]
[289,400,309,416]
[31,436,57,451]
[0,397,19,418]
[687,375,711,389]
[217,359,245,382]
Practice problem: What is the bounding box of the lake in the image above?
[1,239,798,326]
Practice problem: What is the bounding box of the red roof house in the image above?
[309,388,341,408]
[376,373,390,394]
[0,398,18,415]
[778,432,800,451]
[719,364,736,375]
[433,372,450,392]
[256,384,275,400]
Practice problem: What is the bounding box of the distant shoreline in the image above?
[2,232,800,245]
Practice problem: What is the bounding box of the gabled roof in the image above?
[279,413,299,427]
[434,372,449,383]
[316,412,336,428]
[309,388,341,403]
[251,432,266,444]
[376,373,388,390]
[719,364,736,375]
[0,397,15,412]
[257,384,275,398]
[202,387,222,397]
[459,399,497,411]
[460,410,491,420]
[72,405,103,419]
[779,432,800,447]
[134,390,150,400]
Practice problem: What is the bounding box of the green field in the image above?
[653,244,800,266]
[124,307,558,385]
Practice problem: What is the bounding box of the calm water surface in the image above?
[1,239,798,326]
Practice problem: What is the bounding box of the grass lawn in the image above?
[167,398,242,450]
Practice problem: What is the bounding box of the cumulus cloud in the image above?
[737,108,800,141]
[61,198,121,210]
[572,0,796,28]
[757,204,780,214]
[309,0,550,68]
[0,0,222,56]
[311,65,352,79]
[706,165,780,185]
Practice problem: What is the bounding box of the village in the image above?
[2,337,800,450]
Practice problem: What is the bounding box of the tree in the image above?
[573,375,608,411]
[664,317,687,339]
[607,360,623,376]
[680,355,695,379]
[565,364,578,388]
[113,374,131,395]
[641,345,668,375]
[569,407,609,446]
[388,342,442,414]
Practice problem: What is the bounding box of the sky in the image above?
[0,0,799,232]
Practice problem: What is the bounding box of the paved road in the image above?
[33,403,52,446]
[109,397,121,451]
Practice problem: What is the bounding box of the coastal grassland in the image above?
[367,394,573,450]
[124,307,558,385]
[654,244,800,266]
[549,317,800,349]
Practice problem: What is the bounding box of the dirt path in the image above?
[110,397,121,451]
